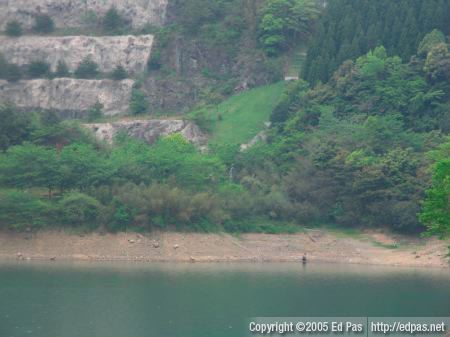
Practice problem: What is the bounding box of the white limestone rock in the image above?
[0,35,153,74]
[0,78,133,116]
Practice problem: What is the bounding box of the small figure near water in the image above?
[302,253,307,264]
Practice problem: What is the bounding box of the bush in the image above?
[74,57,99,79]
[5,63,21,82]
[28,60,50,78]
[33,14,54,34]
[87,101,103,122]
[129,89,149,114]
[58,192,101,228]
[5,20,23,37]
[55,60,70,77]
[102,7,123,33]
[0,190,52,230]
[111,65,127,80]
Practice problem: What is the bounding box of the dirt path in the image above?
[0,230,448,268]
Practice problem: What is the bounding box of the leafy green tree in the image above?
[4,63,22,82]
[5,20,23,37]
[28,60,50,78]
[259,0,319,55]
[0,104,35,151]
[418,29,446,57]
[58,192,101,228]
[33,14,54,33]
[420,138,450,237]
[129,89,149,115]
[74,57,99,79]
[110,65,127,80]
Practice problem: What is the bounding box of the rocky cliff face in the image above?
[84,119,207,149]
[0,79,133,116]
[0,0,168,29]
[0,35,153,74]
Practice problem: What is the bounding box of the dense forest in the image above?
[0,0,449,238]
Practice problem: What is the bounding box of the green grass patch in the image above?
[189,82,285,146]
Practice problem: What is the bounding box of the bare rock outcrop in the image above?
[0,79,133,116]
[0,0,168,30]
[84,120,208,149]
[0,35,154,74]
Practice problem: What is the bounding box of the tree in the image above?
[420,138,450,237]
[259,0,319,55]
[5,20,23,37]
[0,104,35,151]
[129,89,149,114]
[418,29,446,58]
[87,101,103,122]
[103,7,123,33]
[5,63,21,82]
[55,60,70,77]
[110,65,127,80]
[74,57,99,79]
[33,14,54,34]
[28,60,50,78]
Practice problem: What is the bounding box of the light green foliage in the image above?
[418,29,446,57]
[258,0,319,55]
[420,138,450,237]
[192,82,285,146]
[59,192,101,228]
[5,20,23,37]
[129,89,149,115]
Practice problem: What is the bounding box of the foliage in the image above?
[258,0,319,56]
[58,192,101,228]
[102,7,123,34]
[33,14,55,34]
[74,57,99,79]
[55,60,70,78]
[420,138,450,237]
[0,104,36,151]
[87,101,103,122]
[28,60,50,78]
[129,89,149,115]
[303,0,450,84]
[5,20,23,37]
[110,65,127,80]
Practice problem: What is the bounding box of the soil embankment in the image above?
[0,230,448,268]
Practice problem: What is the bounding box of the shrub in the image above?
[5,63,21,82]
[5,20,23,37]
[87,101,103,122]
[33,14,54,34]
[0,190,52,230]
[28,60,50,78]
[55,60,70,77]
[102,7,123,33]
[74,57,99,79]
[110,65,127,80]
[129,89,149,114]
[58,192,101,228]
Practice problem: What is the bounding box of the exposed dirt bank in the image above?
[0,230,448,268]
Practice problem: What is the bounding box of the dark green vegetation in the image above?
[5,20,23,37]
[0,0,448,238]
[303,0,450,84]
[33,14,55,34]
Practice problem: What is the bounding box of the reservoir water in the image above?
[0,262,449,337]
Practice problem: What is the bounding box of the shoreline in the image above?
[0,230,448,268]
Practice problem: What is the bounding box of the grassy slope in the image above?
[208,81,285,145]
